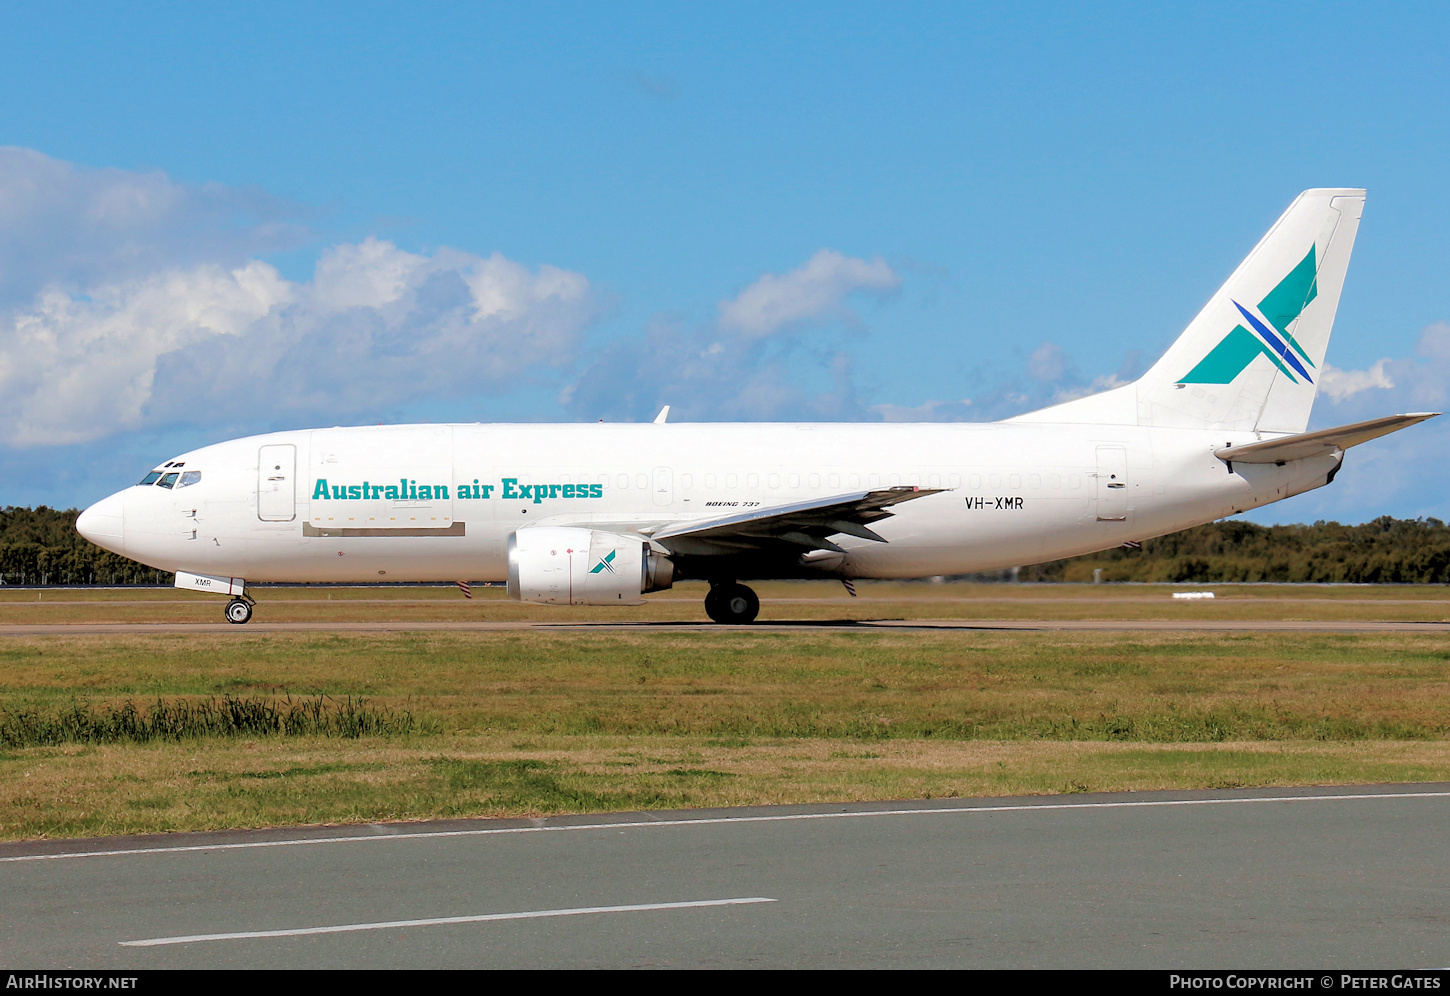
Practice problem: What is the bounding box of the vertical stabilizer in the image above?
[1010,189,1365,432]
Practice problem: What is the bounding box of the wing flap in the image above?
[1215,412,1438,465]
[649,487,943,553]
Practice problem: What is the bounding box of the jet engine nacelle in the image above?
[506,526,673,605]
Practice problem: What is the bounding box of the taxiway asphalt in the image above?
[3,785,1448,968]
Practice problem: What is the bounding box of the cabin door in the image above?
[258,444,297,521]
[1095,446,1128,522]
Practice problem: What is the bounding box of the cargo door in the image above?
[308,426,456,535]
[1095,446,1128,522]
[258,444,297,521]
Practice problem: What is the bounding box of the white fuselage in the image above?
[83,421,1338,583]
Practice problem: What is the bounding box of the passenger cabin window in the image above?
[157,473,179,489]
[177,471,201,488]
[139,471,163,485]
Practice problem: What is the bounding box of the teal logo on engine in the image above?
[589,550,617,574]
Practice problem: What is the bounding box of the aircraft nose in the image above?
[76,492,126,556]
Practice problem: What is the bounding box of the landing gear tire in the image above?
[704,583,759,624]
[225,598,253,625]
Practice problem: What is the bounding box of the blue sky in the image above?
[1,1,1447,523]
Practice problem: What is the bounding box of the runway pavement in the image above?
[1,618,1448,634]
[3,785,1449,968]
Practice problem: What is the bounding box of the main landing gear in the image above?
[704,582,759,624]
[225,596,255,625]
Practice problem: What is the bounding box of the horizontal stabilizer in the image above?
[1215,413,1438,465]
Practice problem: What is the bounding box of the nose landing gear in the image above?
[704,582,759,624]
[224,596,254,625]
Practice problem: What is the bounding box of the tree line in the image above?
[0,506,172,585]
[1015,515,1450,584]
[3,505,1449,586]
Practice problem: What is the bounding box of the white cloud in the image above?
[1319,359,1395,402]
[3,263,289,446]
[0,152,905,442]
[463,251,590,325]
[563,313,865,423]
[0,146,308,306]
[1416,321,1450,362]
[1314,322,1450,420]
[871,398,977,422]
[564,248,902,423]
[1026,342,1065,383]
[0,148,601,448]
[1041,373,1130,405]
[717,249,900,338]
[310,237,428,310]
[0,240,596,446]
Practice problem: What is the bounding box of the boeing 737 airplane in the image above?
[77,189,1435,624]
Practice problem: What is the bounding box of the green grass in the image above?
[3,630,1450,742]
[2,626,1449,839]
[8,736,1450,840]
[428,757,688,814]
[0,695,424,747]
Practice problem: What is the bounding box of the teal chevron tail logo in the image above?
[1180,246,1319,385]
[589,549,618,574]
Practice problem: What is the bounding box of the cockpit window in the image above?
[157,473,179,489]
[139,471,163,485]
[177,471,201,488]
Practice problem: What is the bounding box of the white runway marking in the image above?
[6,790,1449,865]
[119,897,777,947]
